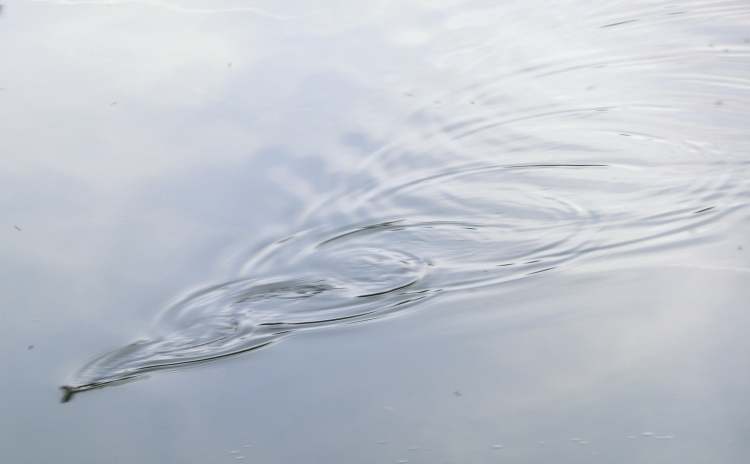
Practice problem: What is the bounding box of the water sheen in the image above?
[60,0,750,401]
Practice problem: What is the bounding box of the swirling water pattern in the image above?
[61,0,750,401]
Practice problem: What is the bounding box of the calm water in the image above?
[2,0,750,462]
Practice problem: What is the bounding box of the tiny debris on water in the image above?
[491,444,504,449]
[453,390,462,397]
[27,345,34,350]
[14,225,21,231]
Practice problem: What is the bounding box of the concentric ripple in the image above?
[62,0,750,401]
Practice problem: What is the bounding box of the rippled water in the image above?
[56,0,750,401]
[3,0,750,461]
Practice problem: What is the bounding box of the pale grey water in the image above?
[1,0,750,462]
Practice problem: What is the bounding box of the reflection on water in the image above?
[60,0,750,399]
[2,0,750,461]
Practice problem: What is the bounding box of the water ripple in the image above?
[61,0,750,401]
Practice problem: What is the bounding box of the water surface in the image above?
[1,0,749,462]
